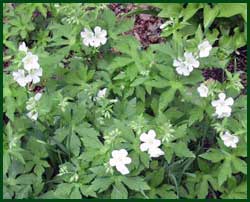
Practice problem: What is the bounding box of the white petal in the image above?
[140,132,149,142]
[218,93,226,100]
[116,163,129,175]
[94,26,102,34]
[211,100,219,107]
[109,158,116,167]
[123,157,132,165]
[140,143,149,152]
[225,97,234,106]
[147,130,156,139]
[111,150,120,158]
[118,149,128,157]
[34,93,42,101]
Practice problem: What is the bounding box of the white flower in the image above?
[12,69,28,87]
[173,58,193,76]
[27,110,39,121]
[81,28,95,47]
[198,40,212,58]
[26,68,43,84]
[109,149,132,175]
[97,88,107,99]
[80,26,107,48]
[211,93,234,118]
[173,52,199,76]
[220,131,239,148]
[22,52,40,71]
[184,52,200,69]
[140,130,164,158]
[92,26,107,47]
[197,83,209,97]
[18,42,28,53]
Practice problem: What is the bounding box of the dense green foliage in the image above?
[3,3,247,199]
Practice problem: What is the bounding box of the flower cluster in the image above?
[12,42,43,87]
[108,130,165,175]
[26,93,42,121]
[140,130,164,158]
[80,26,107,47]
[173,40,212,76]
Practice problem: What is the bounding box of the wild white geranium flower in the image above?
[92,26,107,47]
[26,93,42,121]
[12,69,28,87]
[211,93,234,118]
[220,131,239,148]
[18,42,28,53]
[173,52,199,76]
[140,130,164,158]
[22,52,40,71]
[198,40,212,58]
[81,28,95,47]
[173,58,192,76]
[80,26,107,47]
[109,149,132,175]
[197,83,209,97]
[26,68,43,84]
[184,52,200,69]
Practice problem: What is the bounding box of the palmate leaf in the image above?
[122,176,150,192]
[111,181,128,199]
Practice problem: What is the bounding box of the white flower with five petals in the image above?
[211,93,234,118]
[140,130,164,158]
[173,58,193,76]
[26,68,43,84]
[197,83,209,97]
[198,40,212,58]
[12,69,28,87]
[22,52,40,71]
[109,149,132,175]
[220,131,239,148]
[92,26,107,47]
[81,28,95,47]
[184,52,200,69]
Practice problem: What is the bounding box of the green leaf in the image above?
[218,3,247,21]
[218,159,232,186]
[75,125,103,150]
[111,181,128,199]
[231,157,247,174]
[89,178,114,193]
[182,3,201,21]
[199,149,225,163]
[197,176,209,198]
[149,167,165,188]
[172,141,195,158]
[159,88,176,111]
[157,4,183,18]
[122,177,150,192]
[203,4,219,30]
[70,133,81,156]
